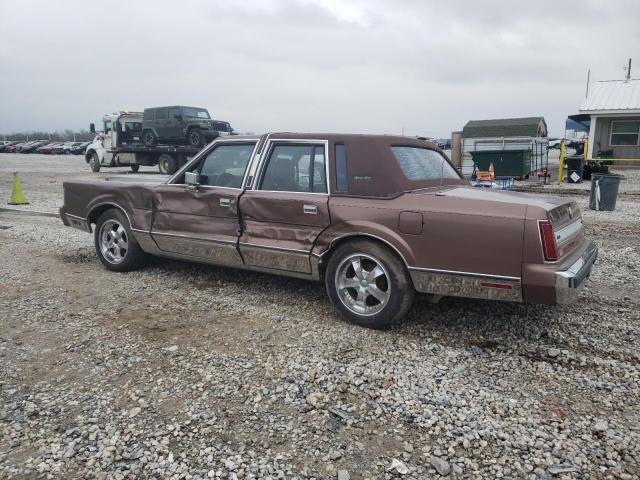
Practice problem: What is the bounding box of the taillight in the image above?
[539,221,558,261]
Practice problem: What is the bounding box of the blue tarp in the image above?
[565,118,590,132]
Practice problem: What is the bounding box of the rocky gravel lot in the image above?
[1,155,639,479]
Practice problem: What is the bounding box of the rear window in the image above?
[391,146,459,181]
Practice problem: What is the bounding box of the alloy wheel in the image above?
[99,220,128,264]
[335,253,391,316]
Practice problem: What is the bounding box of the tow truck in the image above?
[84,111,226,174]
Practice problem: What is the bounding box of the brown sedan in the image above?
[60,133,597,328]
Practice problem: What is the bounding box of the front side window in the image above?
[259,144,326,193]
[183,107,210,119]
[391,146,459,181]
[611,120,640,146]
[168,107,182,119]
[193,143,255,188]
[103,121,113,133]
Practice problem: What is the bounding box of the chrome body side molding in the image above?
[409,268,523,302]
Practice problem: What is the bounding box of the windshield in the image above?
[182,108,210,119]
[390,146,459,181]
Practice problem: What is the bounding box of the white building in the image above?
[580,79,640,161]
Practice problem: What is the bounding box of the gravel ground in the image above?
[1,155,639,479]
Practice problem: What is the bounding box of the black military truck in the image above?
[141,106,233,148]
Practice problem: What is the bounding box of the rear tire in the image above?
[158,154,177,174]
[187,128,203,147]
[325,240,414,329]
[94,209,146,272]
[89,152,101,172]
[142,130,157,147]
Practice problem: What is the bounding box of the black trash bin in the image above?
[589,174,621,211]
[565,155,584,183]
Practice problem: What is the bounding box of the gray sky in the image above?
[1,0,639,137]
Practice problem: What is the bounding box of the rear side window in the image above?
[335,143,348,192]
[155,108,168,120]
[260,144,327,193]
[390,146,459,181]
[143,110,154,121]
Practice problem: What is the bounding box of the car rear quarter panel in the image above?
[319,190,526,279]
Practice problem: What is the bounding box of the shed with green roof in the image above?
[461,117,549,179]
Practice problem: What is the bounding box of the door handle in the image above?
[219,197,234,207]
[303,204,318,215]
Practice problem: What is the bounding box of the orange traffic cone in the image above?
[488,162,495,181]
[8,172,29,205]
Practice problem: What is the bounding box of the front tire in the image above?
[325,240,415,328]
[89,152,101,172]
[158,154,177,174]
[142,130,157,147]
[94,209,146,272]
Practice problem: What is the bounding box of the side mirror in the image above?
[185,171,200,191]
[90,123,95,134]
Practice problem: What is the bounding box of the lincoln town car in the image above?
[60,133,598,328]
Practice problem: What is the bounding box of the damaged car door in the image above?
[238,140,330,274]
[150,141,256,266]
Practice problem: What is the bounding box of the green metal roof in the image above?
[463,117,547,138]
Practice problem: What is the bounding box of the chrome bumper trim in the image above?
[555,240,598,304]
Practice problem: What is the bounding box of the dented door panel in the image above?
[151,185,242,265]
[239,191,330,273]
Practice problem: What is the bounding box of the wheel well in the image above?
[87,204,128,226]
[318,234,409,278]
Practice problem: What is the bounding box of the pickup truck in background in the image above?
[84,110,234,174]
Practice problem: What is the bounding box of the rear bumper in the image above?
[554,239,598,304]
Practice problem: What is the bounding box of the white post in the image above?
[587,116,597,159]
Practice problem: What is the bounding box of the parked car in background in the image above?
[60,142,83,154]
[17,140,49,153]
[0,141,22,152]
[547,138,562,149]
[4,142,26,153]
[437,138,452,149]
[70,141,91,155]
[37,142,64,154]
[141,106,228,147]
[60,133,597,328]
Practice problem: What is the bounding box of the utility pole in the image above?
[585,69,590,97]
[625,58,632,80]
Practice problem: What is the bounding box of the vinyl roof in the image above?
[580,79,640,112]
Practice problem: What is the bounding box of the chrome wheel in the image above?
[335,253,391,316]
[99,220,128,264]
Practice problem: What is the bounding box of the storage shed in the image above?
[461,117,548,179]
